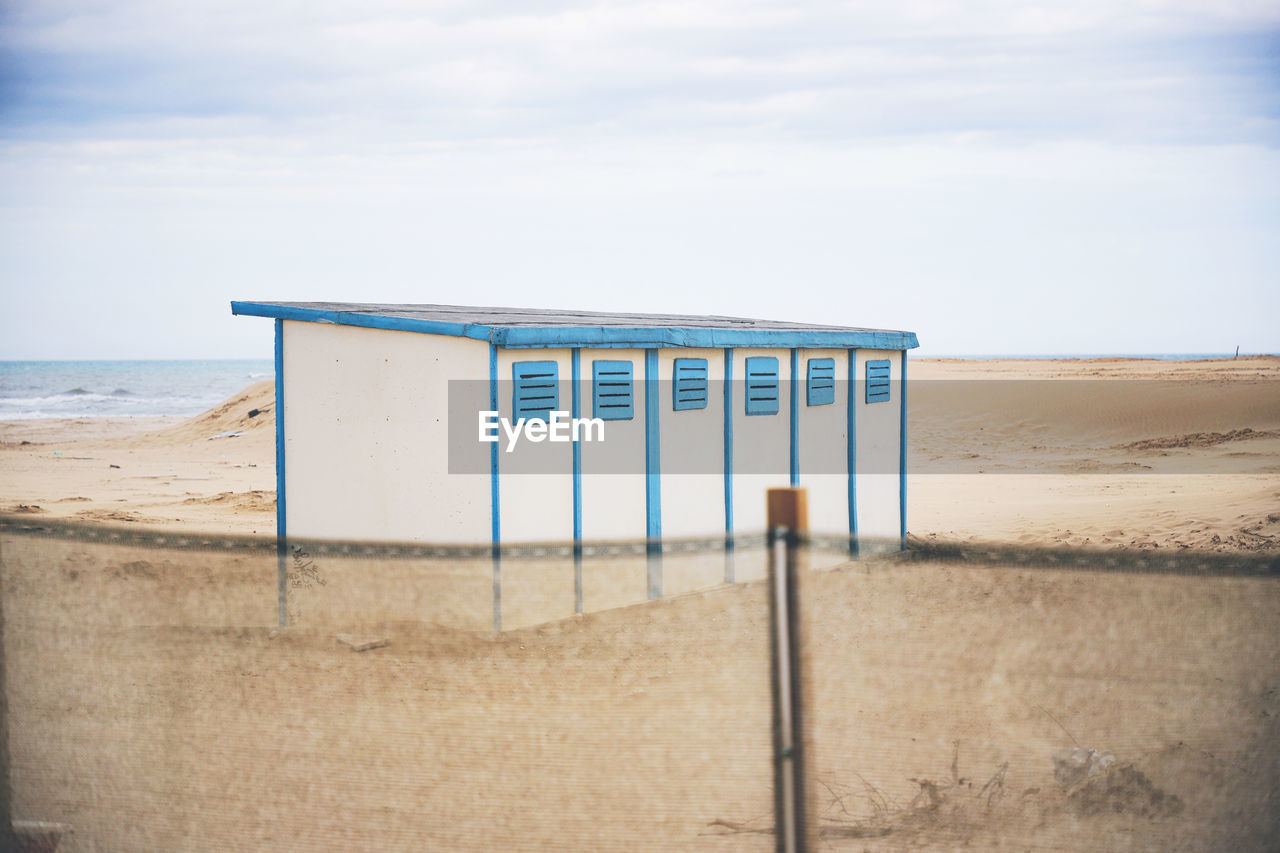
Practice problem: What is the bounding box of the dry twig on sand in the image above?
[708,740,1019,842]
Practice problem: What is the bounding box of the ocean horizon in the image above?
[0,352,1272,420]
[0,359,273,420]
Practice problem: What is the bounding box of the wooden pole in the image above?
[766,487,814,853]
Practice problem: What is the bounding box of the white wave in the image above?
[0,359,274,419]
[0,392,222,419]
[2,393,123,406]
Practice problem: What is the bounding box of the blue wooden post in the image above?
[723,347,734,583]
[790,349,800,487]
[274,319,288,627]
[847,348,859,558]
[899,351,908,551]
[489,341,501,632]
[572,348,583,614]
[644,349,662,598]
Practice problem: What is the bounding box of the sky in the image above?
[1,0,1277,359]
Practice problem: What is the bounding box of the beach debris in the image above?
[1066,763,1183,818]
[109,464,120,469]
[335,633,389,652]
[709,741,1014,842]
[1120,428,1278,452]
[207,430,244,440]
[12,819,74,853]
[75,509,141,523]
[247,408,262,418]
[1053,747,1116,787]
[109,560,158,581]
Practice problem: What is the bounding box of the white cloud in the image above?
[6,0,1276,145]
[0,0,1277,356]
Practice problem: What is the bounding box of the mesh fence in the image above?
[0,517,1276,851]
[797,547,1278,852]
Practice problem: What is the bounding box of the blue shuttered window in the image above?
[513,361,558,421]
[866,359,891,403]
[745,356,780,415]
[806,357,835,406]
[592,360,634,420]
[673,358,708,411]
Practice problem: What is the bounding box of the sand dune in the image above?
[145,379,275,444]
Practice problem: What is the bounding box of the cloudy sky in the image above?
[1,0,1277,358]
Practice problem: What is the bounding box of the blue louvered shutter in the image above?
[744,356,780,415]
[865,359,891,403]
[513,361,558,421]
[673,358,708,411]
[806,358,835,406]
[592,360,634,420]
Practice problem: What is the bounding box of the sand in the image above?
[3,358,1278,549]
[907,357,1280,552]
[1,357,1277,851]
[0,381,276,533]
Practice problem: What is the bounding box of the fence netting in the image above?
[0,518,1275,852]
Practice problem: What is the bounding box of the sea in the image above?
[0,353,1266,420]
[0,360,274,420]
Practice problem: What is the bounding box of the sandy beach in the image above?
[3,357,1278,549]
[1,357,1277,851]
[0,381,277,533]
[908,356,1280,552]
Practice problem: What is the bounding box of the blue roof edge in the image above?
[231,301,494,342]
[231,302,919,350]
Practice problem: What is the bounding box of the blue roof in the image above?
[231,301,919,350]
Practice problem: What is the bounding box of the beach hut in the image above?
[232,301,917,549]
[231,302,917,609]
